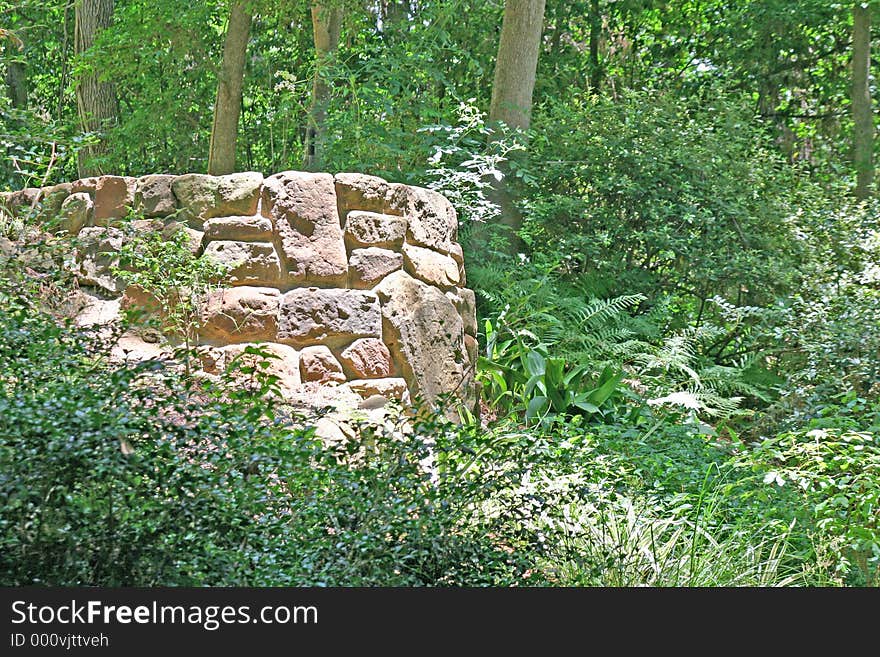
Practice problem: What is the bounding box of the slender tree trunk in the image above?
[207,0,253,176]
[75,0,119,177]
[485,0,545,252]
[303,2,342,171]
[588,0,602,92]
[852,3,873,199]
[58,3,71,121]
[5,61,27,109]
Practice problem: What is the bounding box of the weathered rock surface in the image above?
[262,171,348,287]
[344,210,407,249]
[299,345,346,383]
[75,294,122,327]
[278,287,381,347]
[8,187,42,215]
[446,287,477,337]
[204,215,274,242]
[58,192,93,236]
[38,183,72,224]
[374,271,469,414]
[204,342,301,393]
[173,172,262,227]
[334,173,404,218]
[348,247,403,289]
[71,178,98,195]
[217,172,263,216]
[200,286,280,343]
[94,176,136,223]
[400,185,458,255]
[339,338,393,379]
[402,243,460,289]
[162,222,204,255]
[74,227,125,293]
[135,175,177,218]
[202,240,282,286]
[347,377,410,403]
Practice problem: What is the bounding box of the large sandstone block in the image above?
[173,172,263,227]
[374,270,470,414]
[262,171,348,287]
[399,185,458,255]
[334,173,405,217]
[344,210,407,249]
[38,183,72,224]
[347,377,410,403]
[445,287,477,337]
[135,175,177,218]
[161,222,205,255]
[217,172,263,215]
[203,215,274,242]
[348,247,403,289]
[402,242,460,290]
[339,338,393,379]
[94,176,137,223]
[202,240,282,286]
[71,178,99,195]
[58,192,93,236]
[278,287,381,347]
[202,342,301,394]
[5,187,41,217]
[200,286,280,344]
[299,345,346,383]
[74,227,125,293]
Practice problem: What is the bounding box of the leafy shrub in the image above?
[114,227,229,374]
[527,89,820,309]
[739,427,880,586]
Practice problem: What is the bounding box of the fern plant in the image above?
[637,324,780,421]
[474,258,645,421]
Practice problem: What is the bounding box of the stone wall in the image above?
[0,172,477,418]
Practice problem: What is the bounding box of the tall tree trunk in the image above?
[489,0,546,132]
[485,0,545,251]
[207,1,253,176]
[75,0,118,178]
[852,3,873,199]
[303,2,342,171]
[5,61,27,109]
[588,0,601,92]
[58,3,71,121]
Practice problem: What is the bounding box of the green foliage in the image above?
[738,427,880,586]
[474,262,645,421]
[4,0,880,588]
[528,89,817,308]
[113,227,229,363]
[0,264,524,585]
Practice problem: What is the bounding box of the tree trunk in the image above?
[58,3,71,121]
[485,0,545,251]
[5,61,27,109]
[207,0,253,176]
[75,0,118,178]
[303,2,343,171]
[852,3,873,199]
[489,0,546,132]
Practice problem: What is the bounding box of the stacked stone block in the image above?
[1,172,477,415]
